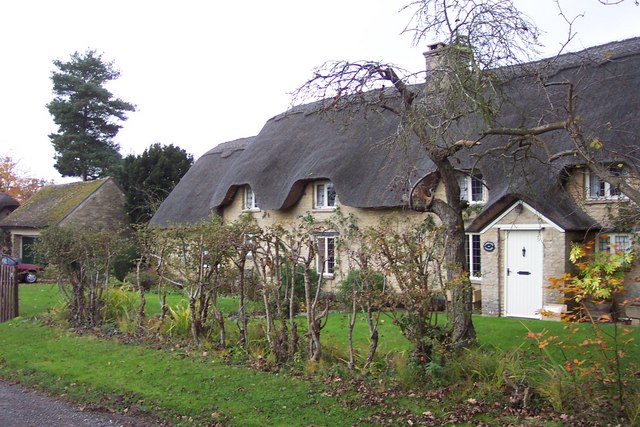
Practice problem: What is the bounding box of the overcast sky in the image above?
[1,0,638,182]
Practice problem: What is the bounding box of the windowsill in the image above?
[585,198,629,205]
[242,208,261,212]
[321,274,335,280]
[470,276,482,283]
[312,207,337,212]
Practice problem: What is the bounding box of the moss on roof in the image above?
[0,179,106,229]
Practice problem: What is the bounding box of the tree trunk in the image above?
[262,286,274,349]
[288,262,298,358]
[210,288,226,348]
[188,294,201,341]
[135,262,146,330]
[363,304,379,369]
[237,259,248,349]
[347,293,357,370]
[304,266,322,362]
[428,157,476,348]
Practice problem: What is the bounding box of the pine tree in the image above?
[47,50,135,181]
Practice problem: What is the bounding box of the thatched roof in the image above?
[0,178,108,229]
[0,192,19,211]
[152,37,640,231]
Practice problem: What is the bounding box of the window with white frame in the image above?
[465,234,482,278]
[316,234,336,277]
[458,174,486,204]
[314,181,336,209]
[244,185,259,210]
[586,166,628,200]
[597,233,633,253]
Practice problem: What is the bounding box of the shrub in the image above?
[125,268,159,291]
[111,241,138,282]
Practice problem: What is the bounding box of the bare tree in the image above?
[332,210,386,370]
[147,215,234,342]
[373,216,448,363]
[292,0,638,350]
[228,214,261,349]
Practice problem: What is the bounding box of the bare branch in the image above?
[402,0,541,68]
[484,121,567,137]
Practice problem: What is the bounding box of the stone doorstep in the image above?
[625,304,640,319]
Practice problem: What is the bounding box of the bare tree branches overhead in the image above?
[402,0,541,68]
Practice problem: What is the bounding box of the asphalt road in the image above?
[0,381,158,427]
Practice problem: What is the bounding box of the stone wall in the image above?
[223,182,434,291]
[62,179,127,231]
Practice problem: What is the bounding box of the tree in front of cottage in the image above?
[47,49,135,181]
[293,0,543,351]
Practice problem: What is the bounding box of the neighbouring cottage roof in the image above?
[0,192,19,211]
[0,178,108,229]
[152,37,640,231]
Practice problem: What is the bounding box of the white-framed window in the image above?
[458,174,486,204]
[586,166,628,200]
[465,234,482,278]
[597,233,633,253]
[314,181,336,209]
[316,234,336,277]
[244,185,259,210]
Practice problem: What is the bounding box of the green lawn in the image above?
[2,284,638,425]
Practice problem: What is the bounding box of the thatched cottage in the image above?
[152,38,640,319]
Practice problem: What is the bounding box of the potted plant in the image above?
[550,240,634,321]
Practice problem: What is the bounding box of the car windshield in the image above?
[2,256,17,265]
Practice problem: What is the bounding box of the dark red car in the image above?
[1,255,42,283]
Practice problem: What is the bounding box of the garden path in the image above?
[0,380,161,427]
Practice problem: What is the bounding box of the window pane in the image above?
[245,187,251,209]
[598,235,611,252]
[589,173,603,198]
[327,182,336,206]
[316,184,325,208]
[327,237,335,274]
[614,235,630,251]
[470,176,484,202]
[458,176,469,201]
[471,235,481,277]
[464,236,470,268]
[316,237,326,272]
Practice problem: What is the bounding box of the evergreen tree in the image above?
[118,143,193,224]
[47,50,135,181]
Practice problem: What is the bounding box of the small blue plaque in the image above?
[483,241,495,252]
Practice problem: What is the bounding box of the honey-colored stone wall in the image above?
[223,183,432,290]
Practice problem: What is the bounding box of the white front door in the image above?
[505,230,544,318]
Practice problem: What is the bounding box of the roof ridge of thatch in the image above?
[495,36,640,81]
[203,137,256,158]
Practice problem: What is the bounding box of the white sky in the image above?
[0,0,638,182]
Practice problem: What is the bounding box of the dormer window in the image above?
[314,181,336,209]
[458,173,486,204]
[586,166,628,200]
[244,185,259,211]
